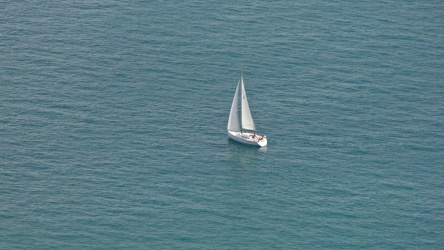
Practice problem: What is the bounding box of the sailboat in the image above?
[227,74,267,147]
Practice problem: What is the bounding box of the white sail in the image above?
[240,75,256,131]
[227,80,241,132]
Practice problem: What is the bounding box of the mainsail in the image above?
[240,76,256,131]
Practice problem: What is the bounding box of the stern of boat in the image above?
[257,136,267,147]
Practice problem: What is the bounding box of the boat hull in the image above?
[227,131,267,147]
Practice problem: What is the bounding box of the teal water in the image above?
[1,1,443,249]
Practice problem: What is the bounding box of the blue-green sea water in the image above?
[1,1,443,249]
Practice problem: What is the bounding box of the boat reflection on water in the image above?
[226,138,267,166]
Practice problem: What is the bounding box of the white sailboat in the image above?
[227,74,267,147]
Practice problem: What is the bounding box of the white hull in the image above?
[228,131,267,147]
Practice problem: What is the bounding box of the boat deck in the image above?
[227,131,267,147]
